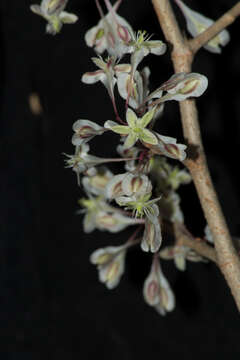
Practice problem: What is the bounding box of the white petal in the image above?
[30,5,43,16]
[104,173,127,199]
[157,265,175,312]
[141,218,162,253]
[126,108,138,128]
[104,120,119,130]
[122,174,152,197]
[123,132,138,149]
[96,211,138,232]
[175,0,230,53]
[59,11,78,24]
[83,213,96,233]
[81,70,106,84]
[72,119,104,133]
[143,264,160,306]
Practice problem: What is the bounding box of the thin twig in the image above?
[189,2,240,54]
[152,0,240,310]
[173,223,217,263]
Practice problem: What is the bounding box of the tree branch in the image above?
[189,2,240,54]
[152,0,240,311]
[173,222,217,263]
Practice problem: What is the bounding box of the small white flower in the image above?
[79,195,142,233]
[143,132,187,162]
[175,0,230,53]
[104,107,158,149]
[64,143,123,184]
[143,256,175,315]
[95,210,142,232]
[30,0,78,35]
[72,119,105,146]
[116,67,151,109]
[147,72,208,105]
[90,244,129,289]
[82,57,131,101]
[126,30,166,74]
[82,168,113,197]
[84,0,133,57]
[65,143,108,176]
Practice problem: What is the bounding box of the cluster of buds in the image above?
[30,0,230,314]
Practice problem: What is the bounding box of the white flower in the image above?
[104,107,158,149]
[30,0,78,35]
[64,143,124,184]
[175,0,230,54]
[81,57,131,101]
[115,186,162,253]
[116,67,151,109]
[64,143,108,177]
[84,0,133,57]
[79,195,143,233]
[143,256,175,315]
[126,30,167,74]
[143,133,187,162]
[82,168,113,197]
[90,243,128,289]
[71,119,105,146]
[147,72,208,103]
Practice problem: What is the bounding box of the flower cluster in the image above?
[60,0,213,315]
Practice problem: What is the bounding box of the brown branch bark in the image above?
[189,2,240,54]
[152,0,240,310]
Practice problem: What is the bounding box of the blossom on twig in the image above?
[105,107,158,149]
[147,72,208,103]
[175,0,230,53]
[85,0,133,57]
[30,0,78,35]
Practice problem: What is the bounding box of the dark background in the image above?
[1,0,240,358]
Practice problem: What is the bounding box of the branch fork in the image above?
[152,0,240,310]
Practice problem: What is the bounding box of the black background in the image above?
[1,0,240,358]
